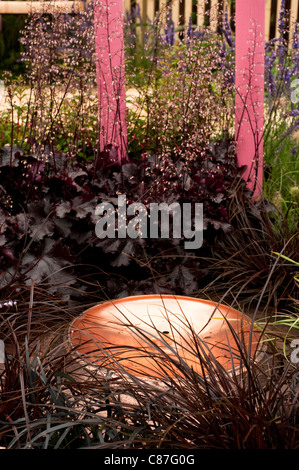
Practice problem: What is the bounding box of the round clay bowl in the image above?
[69,295,263,378]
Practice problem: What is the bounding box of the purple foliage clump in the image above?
[0,132,244,298]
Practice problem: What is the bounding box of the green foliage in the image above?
[0,15,26,76]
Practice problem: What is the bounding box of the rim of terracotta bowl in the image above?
[68,294,266,379]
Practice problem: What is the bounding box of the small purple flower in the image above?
[277,0,287,66]
[131,3,141,22]
[186,16,193,41]
[278,0,286,36]
[293,23,299,50]
[222,9,234,50]
[164,10,175,46]
[265,42,277,97]
[292,23,299,75]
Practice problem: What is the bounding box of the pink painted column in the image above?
[94,0,128,164]
[235,0,265,194]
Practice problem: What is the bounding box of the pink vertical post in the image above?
[235,0,265,194]
[94,0,128,164]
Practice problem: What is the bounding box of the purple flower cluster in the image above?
[186,16,205,43]
[221,9,235,51]
[292,23,299,75]
[265,41,277,97]
[164,10,175,46]
[215,9,235,88]
[265,0,299,98]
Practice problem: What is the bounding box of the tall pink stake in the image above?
[94,0,128,164]
[235,0,265,194]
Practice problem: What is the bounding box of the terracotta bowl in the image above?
[69,295,263,378]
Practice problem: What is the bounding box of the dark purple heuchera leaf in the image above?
[66,169,88,191]
[205,218,232,232]
[121,162,139,180]
[0,145,22,167]
[71,195,98,219]
[0,234,6,247]
[28,160,46,183]
[55,201,72,218]
[0,209,8,232]
[97,238,122,254]
[170,265,198,295]
[53,217,73,237]
[26,200,55,241]
[111,241,135,267]
[21,240,76,295]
